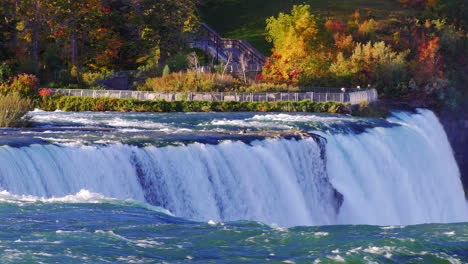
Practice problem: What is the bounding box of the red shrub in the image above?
[38,88,53,97]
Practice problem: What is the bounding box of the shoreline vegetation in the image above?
[35,95,352,114]
[0,1,465,127]
[0,93,33,127]
[1,94,389,128]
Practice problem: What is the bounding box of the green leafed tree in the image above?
[330,41,409,95]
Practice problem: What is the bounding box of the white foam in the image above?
[56,230,84,234]
[0,189,171,215]
[363,246,395,258]
[314,232,329,237]
[380,225,406,230]
[207,119,291,129]
[30,112,173,131]
[327,255,345,262]
[250,113,354,123]
[443,231,455,236]
[0,189,113,204]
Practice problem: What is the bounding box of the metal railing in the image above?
[50,89,378,104]
[191,24,267,66]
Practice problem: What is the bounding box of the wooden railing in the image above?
[50,89,378,105]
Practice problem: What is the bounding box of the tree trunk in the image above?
[32,0,40,75]
[70,6,78,69]
[12,0,18,47]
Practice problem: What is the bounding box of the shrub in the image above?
[0,63,12,84]
[351,101,389,118]
[142,71,241,92]
[0,93,33,127]
[238,83,300,92]
[162,65,171,76]
[81,72,106,87]
[36,95,351,114]
[166,54,188,72]
[0,74,40,97]
[38,88,53,97]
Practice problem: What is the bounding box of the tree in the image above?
[136,0,200,66]
[411,36,444,85]
[262,5,330,84]
[0,0,17,62]
[239,52,249,84]
[330,41,409,94]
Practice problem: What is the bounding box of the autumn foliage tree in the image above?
[262,5,329,84]
[0,0,200,84]
[411,36,444,85]
[260,4,466,101]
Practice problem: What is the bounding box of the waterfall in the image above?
[327,110,467,225]
[0,109,466,227]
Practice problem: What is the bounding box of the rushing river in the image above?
[0,109,466,263]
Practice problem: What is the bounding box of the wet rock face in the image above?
[438,106,468,193]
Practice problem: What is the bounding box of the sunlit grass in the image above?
[0,93,33,127]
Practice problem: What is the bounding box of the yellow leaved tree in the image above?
[262,5,329,84]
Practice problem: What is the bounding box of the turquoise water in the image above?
[0,194,466,264]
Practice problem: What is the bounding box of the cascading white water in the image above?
[327,110,468,225]
[0,109,466,227]
[0,139,339,227]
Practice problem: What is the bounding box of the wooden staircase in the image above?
[191,24,267,73]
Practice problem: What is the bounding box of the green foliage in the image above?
[81,72,106,88]
[0,0,200,84]
[0,63,12,84]
[0,93,33,127]
[162,65,171,77]
[166,54,189,72]
[36,95,350,114]
[330,41,409,96]
[200,0,406,55]
[351,101,389,118]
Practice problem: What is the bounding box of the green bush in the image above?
[36,95,351,114]
[166,54,188,72]
[0,93,33,127]
[162,65,171,76]
[81,72,106,87]
[0,63,12,84]
[351,101,389,118]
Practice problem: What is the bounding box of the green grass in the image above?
[200,0,410,56]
